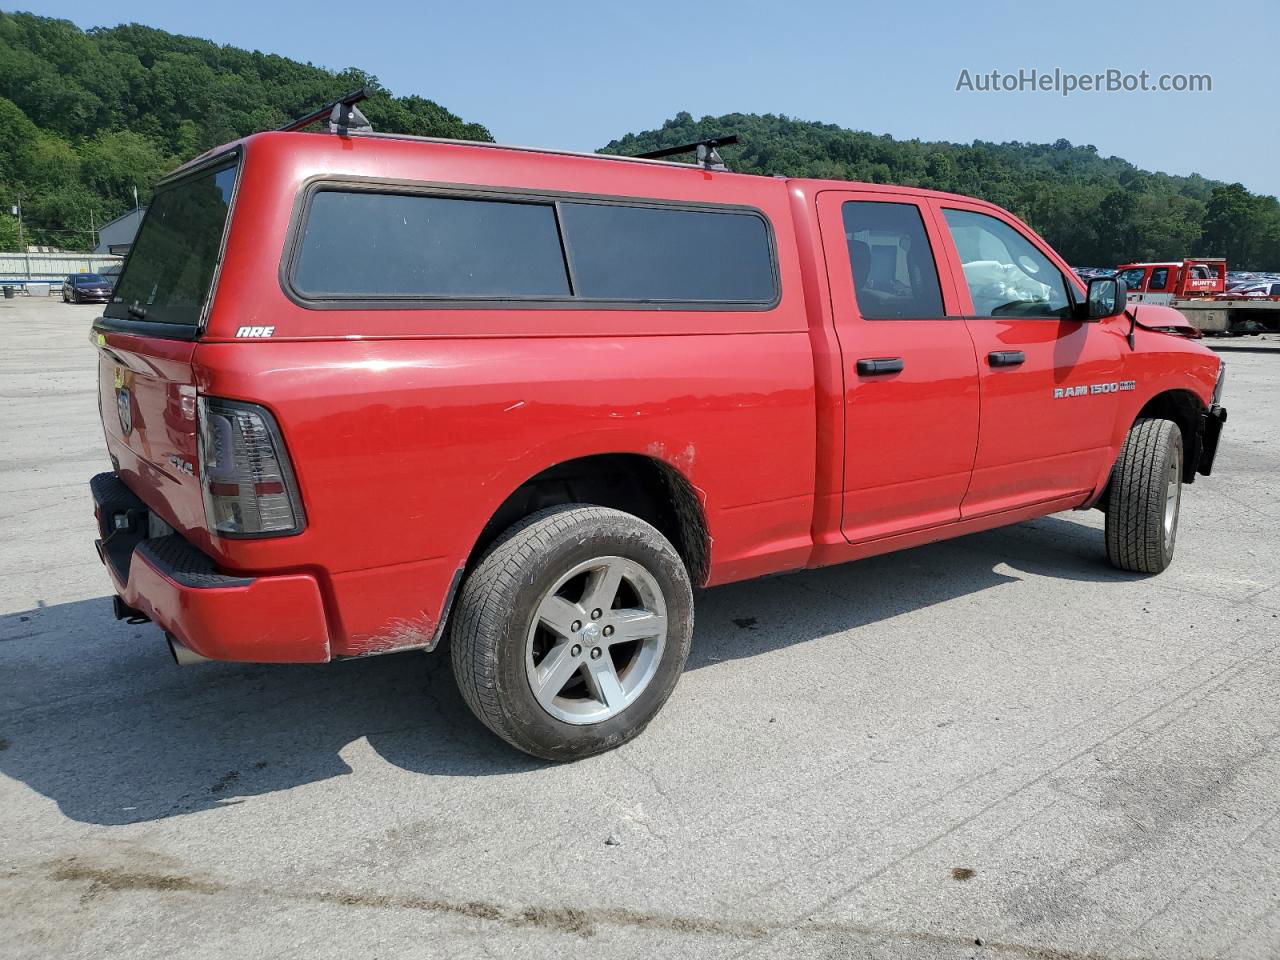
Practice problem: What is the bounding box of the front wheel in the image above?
[450,505,694,760]
[1104,418,1183,574]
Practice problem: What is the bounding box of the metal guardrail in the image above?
[0,280,57,294]
[0,251,124,284]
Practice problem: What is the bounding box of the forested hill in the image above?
[0,10,492,250]
[601,112,1280,270]
[4,10,1277,270]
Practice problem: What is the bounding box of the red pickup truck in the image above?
[90,114,1227,760]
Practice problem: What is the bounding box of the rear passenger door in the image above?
[817,191,980,543]
[931,201,1125,516]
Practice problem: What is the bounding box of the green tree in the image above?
[601,113,1279,269]
[1199,183,1280,268]
[0,210,18,249]
[0,10,493,250]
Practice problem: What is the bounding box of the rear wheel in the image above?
[1104,418,1183,574]
[450,505,693,760]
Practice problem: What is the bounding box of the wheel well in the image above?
[468,454,710,586]
[1136,389,1205,483]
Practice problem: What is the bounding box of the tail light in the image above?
[198,397,306,537]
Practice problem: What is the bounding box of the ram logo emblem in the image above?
[116,387,133,435]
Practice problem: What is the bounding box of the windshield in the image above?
[105,157,238,327]
[76,274,107,285]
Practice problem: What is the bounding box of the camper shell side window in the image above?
[282,180,781,312]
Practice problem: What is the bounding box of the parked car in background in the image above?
[1226,271,1280,292]
[1225,280,1280,298]
[62,273,114,303]
[98,263,122,290]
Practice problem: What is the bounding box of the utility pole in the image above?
[13,193,30,283]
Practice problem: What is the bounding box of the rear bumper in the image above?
[91,472,331,663]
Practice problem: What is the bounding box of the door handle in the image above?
[856,357,904,376]
[987,351,1026,367]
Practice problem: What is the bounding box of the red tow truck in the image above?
[1116,258,1280,335]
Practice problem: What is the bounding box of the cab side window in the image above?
[841,201,945,319]
[943,209,1072,319]
[1148,267,1170,290]
[1117,268,1147,291]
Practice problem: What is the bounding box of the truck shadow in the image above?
[0,514,1133,826]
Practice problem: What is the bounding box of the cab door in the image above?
[1116,266,1150,302]
[817,191,980,543]
[1140,266,1175,306]
[929,200,1126,517]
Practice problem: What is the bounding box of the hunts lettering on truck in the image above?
[87,90,1228,761]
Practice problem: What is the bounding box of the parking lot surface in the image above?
[2,296,1278,959]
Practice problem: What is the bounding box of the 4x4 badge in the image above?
[116,387,133,435]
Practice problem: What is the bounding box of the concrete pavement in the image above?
[2,296,1278,959]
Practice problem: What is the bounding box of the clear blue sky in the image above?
[25,0,1280,198]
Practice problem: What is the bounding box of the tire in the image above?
[1104,418,1184,574]
[450,505,693,760]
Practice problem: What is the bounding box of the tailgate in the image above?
[92,151,240,542]
[96,334,206,538]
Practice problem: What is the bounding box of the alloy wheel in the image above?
[525,555,667,725]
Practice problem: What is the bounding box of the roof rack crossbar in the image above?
[279,87,373,135]
[635,135,739,171]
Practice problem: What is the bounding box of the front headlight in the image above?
[1212,363,1226,405]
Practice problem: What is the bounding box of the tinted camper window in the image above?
[559,203,775,302]
[293,192,571,299]
[291,188,777,307]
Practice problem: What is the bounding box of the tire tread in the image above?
[1105,418,1180,574]
[450,504,690,758]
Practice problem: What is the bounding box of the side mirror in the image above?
[1078,277,1127,321]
